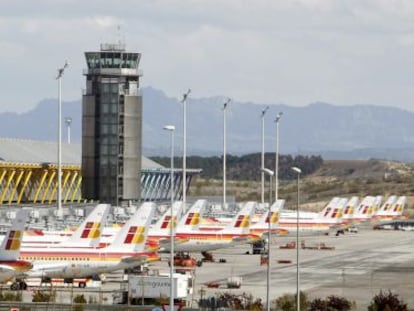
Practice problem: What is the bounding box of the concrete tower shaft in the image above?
[82,43,142,205]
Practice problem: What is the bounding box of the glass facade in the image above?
[85,52,140,69]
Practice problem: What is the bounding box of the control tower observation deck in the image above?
[82,43,143,206]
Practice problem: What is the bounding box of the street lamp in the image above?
[56,60,69,220]
[222,98,231,210]
[163,124,175,311]
[181,89,191,210]
[275,112,283,201]
[261,167,274,311]
[291,166,302,311]
[65,117,72,144]
[261,106,269,206]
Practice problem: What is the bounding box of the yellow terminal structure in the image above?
[0,137,200,205]
[0,162,82,205]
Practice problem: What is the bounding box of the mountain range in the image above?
[2,87,414,162]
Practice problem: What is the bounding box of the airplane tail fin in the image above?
[318,197,340,219]
[377,195,397,214]
[354,196,376,220]
[372,195,383,214]
[251,199,285,229]
[59,204,110,247]
[392,196,406,216]
[0,210,28,261]
[151,201,183,235]
[106,202,156,253]
[177,199,207,233]
[222,201,256,234]
[342,196,359,221]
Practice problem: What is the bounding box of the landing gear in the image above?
[10,279,27,290]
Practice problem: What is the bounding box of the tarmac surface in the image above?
[12,227,414,309]
[151,227,414,309]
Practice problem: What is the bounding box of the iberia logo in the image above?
[234,215,249,228]
[344,206,353,215]
[185,213,200,225]
[161,216,177,229]
[5,230,21,250]
[124,226,145,244]
[81,222,101,238]
[266,212,279,224]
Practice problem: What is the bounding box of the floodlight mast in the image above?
[275,112,283,201]
[222,98,231,209]
[56,60,69,220]
[163,124,175,311]
[182,89,191,209]
[291,166,302,311]
[261,106,269,205]
[261,167,274,311]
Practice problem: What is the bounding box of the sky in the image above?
[1,0,414,113]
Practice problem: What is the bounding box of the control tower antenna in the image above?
[117,24,125,46]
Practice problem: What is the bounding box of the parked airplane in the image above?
[342,196,359,224]
[352,196,376,223]
[21,204,110,248]
[276,197,346,234]
[249,200,287,236]
[16,203,159,285]
[165,201,259,252]
[0,210,32,283]
[373,195,406,221]
[155,200,208,251]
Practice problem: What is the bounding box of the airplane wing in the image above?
[232,236,249,243]
[121,255,148,265]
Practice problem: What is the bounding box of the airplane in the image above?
[373,195,406,222]
[341,196,359,225]
[0,210,32,283]
[20,204,110,248]
[249,200,287,236]
[164,201,259,252]
[64,200,189,251]
[16,202,159,285]
[275,197,347,235]
[146,200,207,251]
[352,195,377,223]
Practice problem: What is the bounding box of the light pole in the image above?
[261,167,274,311]
[275,112,283,201]
[222,98,231,210]
[65,117,72,144]
[291,166,302,311]
[56,61,69,220]
[182,89,191,210]
[164,124,175,311]
[261,106,269,206]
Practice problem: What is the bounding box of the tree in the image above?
[308,298,327,311]
[326,295,352,310]
[275,292,308,311]
[368,290,407,311]
[308,295,353,311]
[275,293,295,311]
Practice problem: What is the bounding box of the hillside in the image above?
[189,159,414,212]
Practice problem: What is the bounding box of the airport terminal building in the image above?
[0,138,200,206]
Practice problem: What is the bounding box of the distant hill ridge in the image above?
[1,87,414,162]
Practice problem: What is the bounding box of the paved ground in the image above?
[154,228,414,309]
[13,228,414,309]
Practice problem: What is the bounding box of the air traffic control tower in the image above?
[82,43,142,206]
